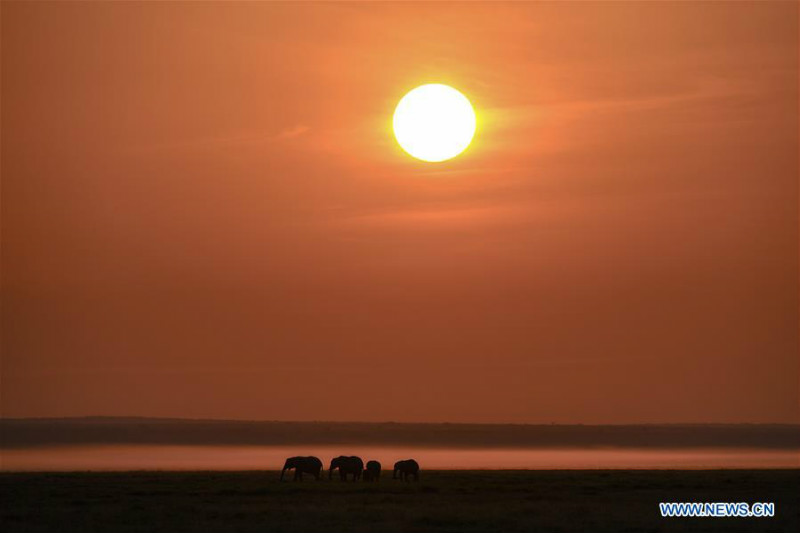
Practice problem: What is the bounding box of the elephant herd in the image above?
[280,456,420,482]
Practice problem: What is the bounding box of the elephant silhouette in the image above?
[280,456,323,481]
[363,460,381,482]
[329,456,364,481]
[393,459,419,481]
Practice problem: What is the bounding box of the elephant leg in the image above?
[294,470,299,481]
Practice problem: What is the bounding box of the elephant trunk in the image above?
[280,467,286,481]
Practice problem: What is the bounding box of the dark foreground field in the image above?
[2,470,798,532]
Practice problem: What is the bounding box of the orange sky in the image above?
[2,2,798,424]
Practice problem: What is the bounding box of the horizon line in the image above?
[2,416,798,428]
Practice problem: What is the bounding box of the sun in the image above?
[393,84,476,162]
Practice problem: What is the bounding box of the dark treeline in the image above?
[2,418,798,450]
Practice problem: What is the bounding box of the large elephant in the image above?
[363,460,381,482]
[329,456,364,481]
[393,459,419,481]
[280,456,323,481]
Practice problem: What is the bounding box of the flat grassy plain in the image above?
[2,470,798,532]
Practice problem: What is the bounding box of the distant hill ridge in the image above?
[2,417,798,449]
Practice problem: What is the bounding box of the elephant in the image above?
[329,456,364,481]
[280,456,323,481]
[393,459,419,481]
[363,460,381,482]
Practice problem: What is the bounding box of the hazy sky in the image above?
[2,2,797,424]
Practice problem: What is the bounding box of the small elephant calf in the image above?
[363,460,381,482]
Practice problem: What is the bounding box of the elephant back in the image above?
[331,455,364,472]
[395,459,419,472]
[347,456,365,471]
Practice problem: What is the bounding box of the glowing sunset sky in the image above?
[2,2,797,423]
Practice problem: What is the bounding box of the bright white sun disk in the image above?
[393,84,476,162]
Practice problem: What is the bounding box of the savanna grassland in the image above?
[1,470,798,532]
